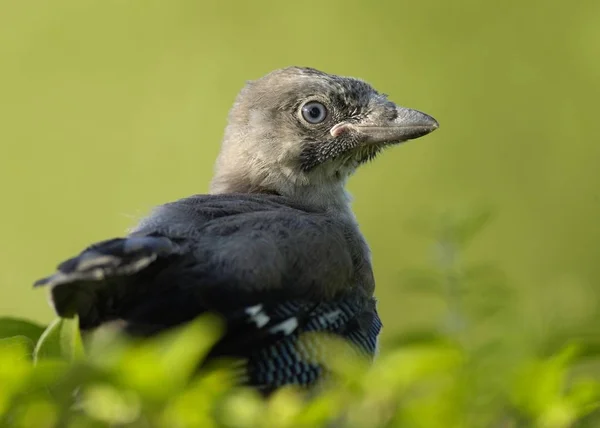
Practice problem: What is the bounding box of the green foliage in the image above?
[0,318,46,354]
[0,214,598,428]
[33,317,85,363]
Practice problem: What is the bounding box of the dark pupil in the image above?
[309,106,321,118]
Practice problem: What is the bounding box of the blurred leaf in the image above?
[33,318,64,363]
[511,345,580,419]
[29,360,71,389]
[295,392,341,427]
[156,315,222,377]
[450,209,494,248]
[0,335,36,356]
[537,399,577,428]
[61,316,85,362]
[8,398,58,428]
[33,317,84,363]
[217,388,264,428]
[437,208,494,249]
[111,315,223,401]
[80,383,141,425]
[538,325,600,362]
[161,368,236,428]
[566,378,600,418]
[577,339,600,362]
[365,342,463,395]
[0,338,32,415]
[264,388,305,428]
[0,308,595,427]
[0,317,46,347]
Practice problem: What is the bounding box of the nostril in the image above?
[330,123,354,138]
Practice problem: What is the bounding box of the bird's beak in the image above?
[330,105,439,144]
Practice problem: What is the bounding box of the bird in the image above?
[34,66,438,394]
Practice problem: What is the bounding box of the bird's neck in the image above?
[210,171,355,217]
[284,181,356,218]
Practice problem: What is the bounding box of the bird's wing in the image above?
[34,235,187,329]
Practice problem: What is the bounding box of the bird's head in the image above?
[211,67,438,210]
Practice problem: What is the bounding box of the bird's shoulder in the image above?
[131,193,354,238]
[126,192,374,301]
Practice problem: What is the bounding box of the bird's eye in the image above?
[301,101,328,124]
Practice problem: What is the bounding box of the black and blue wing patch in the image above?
[212,297,382,393]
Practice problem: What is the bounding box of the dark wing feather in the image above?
[34,236,184,329]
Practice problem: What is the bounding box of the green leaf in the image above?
[0,317,46,345]
[218,389,265,428]
[8,398,59,428]
[111,315,223,401]
[510,345,580,418]
[0,335,36,356]
[33,317,85,363]
[0,337,33,415]
[566,378,600,418]
[449,209,494,248]
[60,316,85,361]
[80,383,141,425]
[365,342,464,395]
[33,318,62,363]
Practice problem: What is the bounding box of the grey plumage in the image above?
[35,66,438,393]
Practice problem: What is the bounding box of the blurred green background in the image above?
[1,0,598,344]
